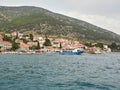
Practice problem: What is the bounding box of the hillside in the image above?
[0,6,120,42]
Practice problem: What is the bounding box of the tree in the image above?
[95,43,103,48]
[22,39,29,44]
[0,46,1,50]
[29,41,40,50]
[109,42,117,49]
[15,32,19,39]
[117,45,120,50]
[59,42,62,49]
[37,41,40,49]
[11,41,19,51]
[29,34,33,41]
[44,38,51,46]
[43,35,51,46]
[3,34,12,42]
[0,46,1,52]
[84,42,92,47]
[29,45,38,50]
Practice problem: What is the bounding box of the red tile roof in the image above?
[20,42,29,48]
[3,41,12,45]
[0,37,3,42]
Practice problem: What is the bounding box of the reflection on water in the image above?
[0,53,120,90]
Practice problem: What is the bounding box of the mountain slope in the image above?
[0,6,120,42]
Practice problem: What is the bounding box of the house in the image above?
[38,37,45,47]
[52,41,60,48]
[0,37,3,51]
[19,42,29,51]
[11,32,18,37]
[15,39,23,43]
[0,34,2,38]
[87,47,102,54]
[18,32,23,39]
[0,41,12,51]
[33,35,39,41]
[0,37,3,42]
[5,33,11,37]
[103,45,111,52]
[4,41,12,50]
[27,42,38,47]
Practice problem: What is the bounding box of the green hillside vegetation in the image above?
[0,6,120,42]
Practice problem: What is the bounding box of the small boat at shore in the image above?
[59,48,83,55]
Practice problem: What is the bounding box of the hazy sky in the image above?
[0,0,120,34]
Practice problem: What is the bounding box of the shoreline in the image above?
[0,51,120,55]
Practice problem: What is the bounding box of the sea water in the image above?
[0,53,120,90]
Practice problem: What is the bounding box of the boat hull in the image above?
[59,51,83,55]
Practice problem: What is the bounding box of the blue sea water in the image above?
[0,53,120,90]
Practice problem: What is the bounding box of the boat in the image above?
[59,48,83,55]
[90,47,102,54]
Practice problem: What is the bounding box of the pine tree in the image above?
[59,42,62,49]
[29,34,33,41]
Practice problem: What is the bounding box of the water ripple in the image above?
[0,53,120,90]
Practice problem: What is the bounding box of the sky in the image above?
[0,0,120,35]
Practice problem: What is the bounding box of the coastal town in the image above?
[0,31,116,54]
